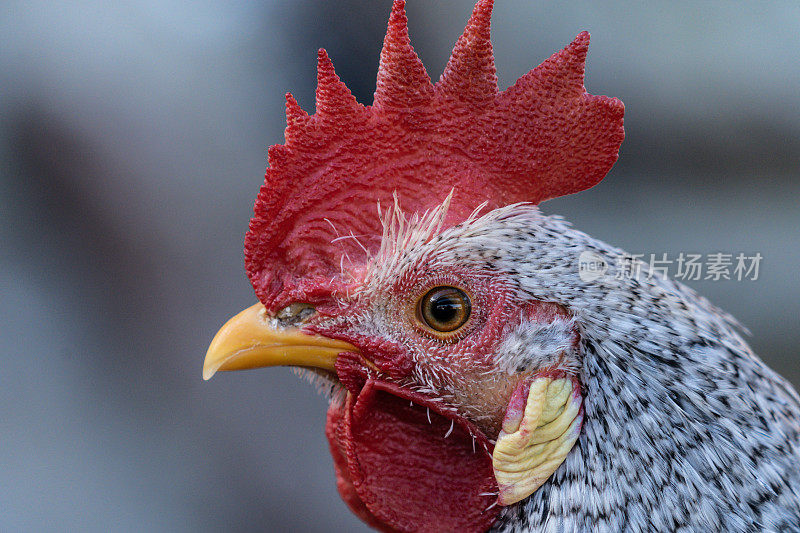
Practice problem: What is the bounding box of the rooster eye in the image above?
[418,286,471,334]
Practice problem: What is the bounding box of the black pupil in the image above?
[421,287,470,332]
[431,295,460,323]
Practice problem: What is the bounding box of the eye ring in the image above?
[416,286,472,336]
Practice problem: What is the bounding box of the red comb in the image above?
[245,0,624,311]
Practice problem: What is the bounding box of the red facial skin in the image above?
[309,278,504,532]
[299,265,579,532]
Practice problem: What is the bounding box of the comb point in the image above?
[315,49,360,118]
[436,0,498,105]
[284,92,308,141]
[374,0,433,113]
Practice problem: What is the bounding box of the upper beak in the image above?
[203,302,356,380]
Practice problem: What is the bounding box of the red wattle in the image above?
[326,404,389,531]
[326,379,499,533]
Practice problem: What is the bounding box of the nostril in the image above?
[275,302,316,328]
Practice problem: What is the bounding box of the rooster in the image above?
[203,1,800,531]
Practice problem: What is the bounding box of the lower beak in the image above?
[203,303,356,380]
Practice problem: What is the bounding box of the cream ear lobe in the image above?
[492,375,584,505]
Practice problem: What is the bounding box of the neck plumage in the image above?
[469,209,800,531]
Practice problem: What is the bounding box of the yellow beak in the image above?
[203,302,357,380]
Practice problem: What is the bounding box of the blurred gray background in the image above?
[1,1,798,531]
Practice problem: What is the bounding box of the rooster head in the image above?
[204,1,624,531]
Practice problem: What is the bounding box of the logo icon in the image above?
[578,251,608,282]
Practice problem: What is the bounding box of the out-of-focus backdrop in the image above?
[1,1,798,531]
